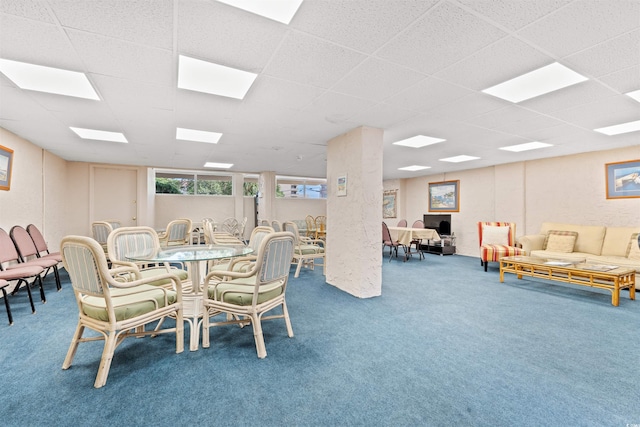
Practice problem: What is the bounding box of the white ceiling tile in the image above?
[598,65,640,93]
[1,0,55,23]
[49,0,174,49]
[552,95,640,129]
[177,0,287,73]
[0,14,82,70]
[247,75,324,110]
[377,1,507,74]
[263,31,366,88]
[67,29,173,86]
[435,37,553,90]
[332,58,426,102]
[291,0,439,53]
[456,0,574,31]
[565,30,640,77]
[518,80,618,114]
[517,0,640,57]
[302,91,377,123]
[425,92,510,121]
[385,77,473,112]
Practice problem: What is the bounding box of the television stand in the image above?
[421,235,456,256]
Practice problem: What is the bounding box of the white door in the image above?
[91,166,138,226]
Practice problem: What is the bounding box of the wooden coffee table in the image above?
[499,256,636,306]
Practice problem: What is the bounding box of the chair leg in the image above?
[95,332,118,388]
[36,275,46,303]
[2,288,12,325]
[53,265,62,291]
[282,301,294,338]
[484,262,488,272]
[175,307,184,354]
[295,258,303,278]
[251,313,267,359]
[202,307,210,348]
[62,323,85,369]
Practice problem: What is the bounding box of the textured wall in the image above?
[398,146,640,258]
[327,126,383,298]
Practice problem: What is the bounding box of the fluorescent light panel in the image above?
[398,165,431,171]
[594,119,640,136]
[500,141,553,152]
[216,0,303,24]
[176,127,222,144]
[178,55,257,99]
[204,162,234,169]
[70,127,127,143]
[482,62,587,103]
[0,58,99,100]
[626,89,640,102]
[439,155,480,163]
[392,135,445,148]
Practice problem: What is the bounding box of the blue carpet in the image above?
[0,254,638,426]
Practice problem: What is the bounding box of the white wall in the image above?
[0,128,67,251]
[397,146,640,258]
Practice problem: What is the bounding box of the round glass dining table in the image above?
[127,244,253,351]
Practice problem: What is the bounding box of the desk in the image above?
[127,244,253,351]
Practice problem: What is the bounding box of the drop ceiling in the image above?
[0,0,638,180]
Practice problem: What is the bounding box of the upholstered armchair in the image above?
[478,221,525,272]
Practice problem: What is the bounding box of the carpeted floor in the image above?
[1,253,638,426]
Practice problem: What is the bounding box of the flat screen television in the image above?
[423,214,452,236]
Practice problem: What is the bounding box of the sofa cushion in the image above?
[628,233,640,260]
[530,250,589,262]
[602,227,640,257]
[539,222,606,255]
[481,225,510,246]
[544,230,578,252]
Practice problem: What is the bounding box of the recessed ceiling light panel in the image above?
[439,155,480,163]
[500,141,553,152]
[392,135,445,148]
[70,127,127,143]
[626,89,640,102]
[482,62,587,103]
[398,165,431,171]
[216,0,304,24]
[178,55,257,99]
[594,119,640,136]
[0,58,99,100]
[176,127,222,144]
[204,162,234,169]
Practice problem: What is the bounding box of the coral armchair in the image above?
[478,222,525,272]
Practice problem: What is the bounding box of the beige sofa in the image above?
[518,222,640,288]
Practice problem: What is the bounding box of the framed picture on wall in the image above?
[0,145,14,191]
[605,159,640,199]
[428,180,459,212]
[337,174,347,197]
[383,191,397,218]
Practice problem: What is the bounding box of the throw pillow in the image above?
[544,230,578,253]
[481,225,510,246]
[627,233,640,260]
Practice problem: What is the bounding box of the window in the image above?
[276,176,327,199]
[155,170,232,195]
[243,174,259,196]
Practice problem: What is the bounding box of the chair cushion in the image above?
[138,267,188,287]
[82,285,177,322]
[544,230,578,252]
[481,225,510,246]
[480,244,525,262]
[207,277,283,306]
[295,244,324,255]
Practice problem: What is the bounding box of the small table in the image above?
[388,227,440,260]
[127,244,253,350]
[500,256,636,306]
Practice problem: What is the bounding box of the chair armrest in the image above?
[516,234,545,253]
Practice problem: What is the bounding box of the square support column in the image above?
[326,126,383,298]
